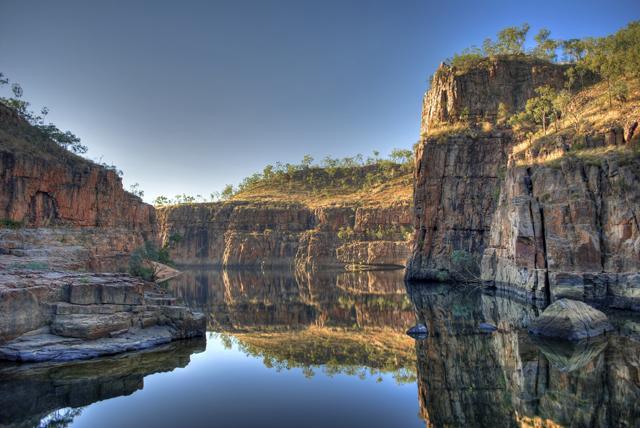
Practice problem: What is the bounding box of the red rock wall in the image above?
[0,103,156,236]
[157,201,412,269]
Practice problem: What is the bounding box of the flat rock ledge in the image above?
[529,298,613,341]
[0,326,178,362]
[0,270,206,362]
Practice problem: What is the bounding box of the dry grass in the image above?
[513,78,640,167]
[230,171,413,208]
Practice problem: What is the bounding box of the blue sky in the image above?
[1,0,637,201]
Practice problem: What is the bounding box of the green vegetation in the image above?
[509,85,561,135]
[447,250,481,283]
[337,224,412,242]
[153,149,414,207]
[128,183,144,198]
[128,241,173,281]
[0,219,23,229]
[446,20,640,91]
[0,72,87,154]
[481,21,640,156]
[449,23,542,71]
[9,261,49,270]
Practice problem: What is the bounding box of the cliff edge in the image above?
[407,58,640,311]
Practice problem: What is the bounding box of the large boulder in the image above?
[529,299,613,341]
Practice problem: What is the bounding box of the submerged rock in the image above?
[478,322,498,334]
[406,323,428,339]
[529,299,613,341]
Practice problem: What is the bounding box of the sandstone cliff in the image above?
[0,103,156,234]
[157,200,412,270]
[407,58,640,310]
[0,102,204,359]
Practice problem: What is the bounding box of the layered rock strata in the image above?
[157,201,412,269]
[0,270,205,361]
[407,58,640,310]
[482,154,640,309]
[0,101,204,360]
[0,103,156,236]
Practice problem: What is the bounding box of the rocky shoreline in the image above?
[0,270,205,362]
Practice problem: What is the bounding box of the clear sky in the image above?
[1,0,637,202]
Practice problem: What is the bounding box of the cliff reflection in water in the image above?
[407,283,640,428]
[2,268,639,428]
[166,268,415,331]
[167,268,418,383]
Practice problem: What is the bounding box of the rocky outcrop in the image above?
[0,101,204,361]
[406,131,509,281]
[157,201,412,269]
[0,103,156,235]
[482,154,640,309]
[528,298,613,340]
[0,227,150,272]
[0,270,205,361]
[407,58,640,311]
[422,58,568,134]
[529,299,613,340]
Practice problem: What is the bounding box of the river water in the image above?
[1,268,639,427]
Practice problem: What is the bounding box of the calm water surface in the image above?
[1,268,639,427]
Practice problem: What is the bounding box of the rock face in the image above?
[0,102,205,361]
[407,58,640,311]
[406,131,509,281]
[0,103,156,235]
[528,298,613,340]
[482,156,640,309]
[157,201,412,269]
[0,271,205,361]
[422,58,568,135]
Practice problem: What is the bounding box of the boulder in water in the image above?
[406,323,428,339]
[529,299,613,341]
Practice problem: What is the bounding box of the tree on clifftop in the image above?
[0,72,87,154]
[483,23,530,56]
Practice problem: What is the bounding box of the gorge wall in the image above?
[0,103,205,357]
[407,58,640,311]
[0,103,155,233]
[0,103,158,271]
[157,201,412,270]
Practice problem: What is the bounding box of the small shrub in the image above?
[129,241,174,281]
[0,219,23,229]
[10,261,49,270]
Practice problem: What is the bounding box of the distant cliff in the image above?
[157,200,412,270]
[407,57,640,311]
